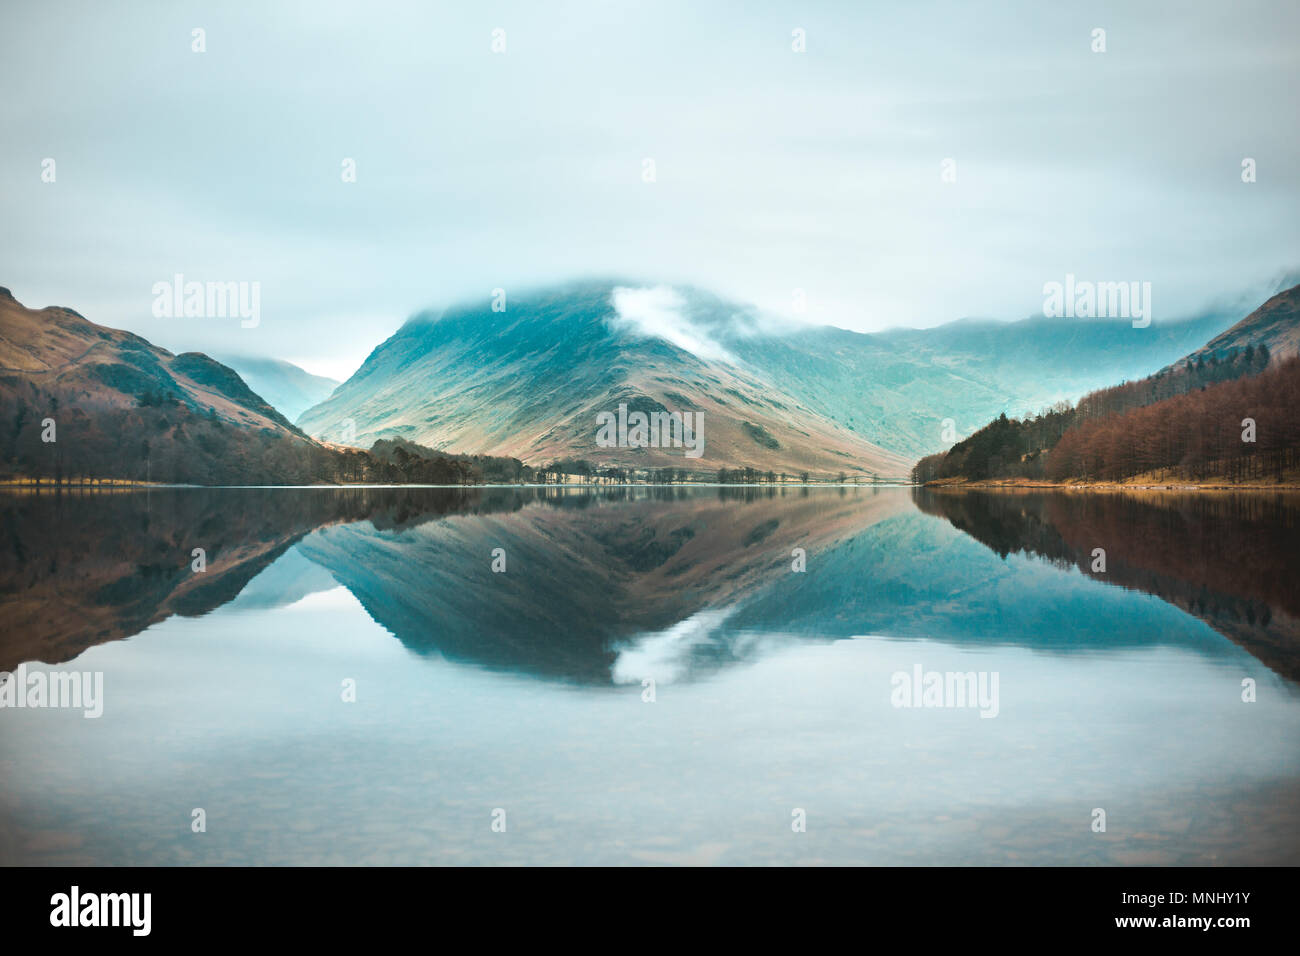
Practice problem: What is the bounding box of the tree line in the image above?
[1047,357,1300,481]
[913,344,1292,483]
[0,397,537,487]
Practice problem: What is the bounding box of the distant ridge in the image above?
[299,279,1239,468]
[912,282,1300,484]
[215,354,340,422]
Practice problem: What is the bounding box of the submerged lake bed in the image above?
[1,485,1297,865]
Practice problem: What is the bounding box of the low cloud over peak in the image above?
[608,285,736,363]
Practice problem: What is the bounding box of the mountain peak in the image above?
[299,281,912,476]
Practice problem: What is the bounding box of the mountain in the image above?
[0,288,386,484]
[214,355,339,422]
[0,286,573,486]
[299,280,1236,468]
[723,308,1235,457]
[912,282,1300,484]
[298,281,914,479]
[1178,283,1300,366]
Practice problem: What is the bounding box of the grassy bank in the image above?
[924,471,1300,491]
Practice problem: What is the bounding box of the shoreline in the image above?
[922,477,1300,492]
[0,479,917,492]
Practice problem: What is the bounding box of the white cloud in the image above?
[608,286,736,362]
[2,0,1296,357]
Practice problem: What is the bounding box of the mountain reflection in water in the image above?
[2,485,1298,866]
[2,485,1297,685]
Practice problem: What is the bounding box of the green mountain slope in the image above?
[300,280,1237,467]
[299,282,914,478]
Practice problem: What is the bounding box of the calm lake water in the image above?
[1,485,1297,865]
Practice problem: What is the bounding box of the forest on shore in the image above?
[913,347,1300,484]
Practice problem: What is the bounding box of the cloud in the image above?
[608,286,736,362]
[3,0,1296,362]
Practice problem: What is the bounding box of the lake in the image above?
[1,484,1297,865]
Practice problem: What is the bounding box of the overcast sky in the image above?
[2,0,1298,379]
